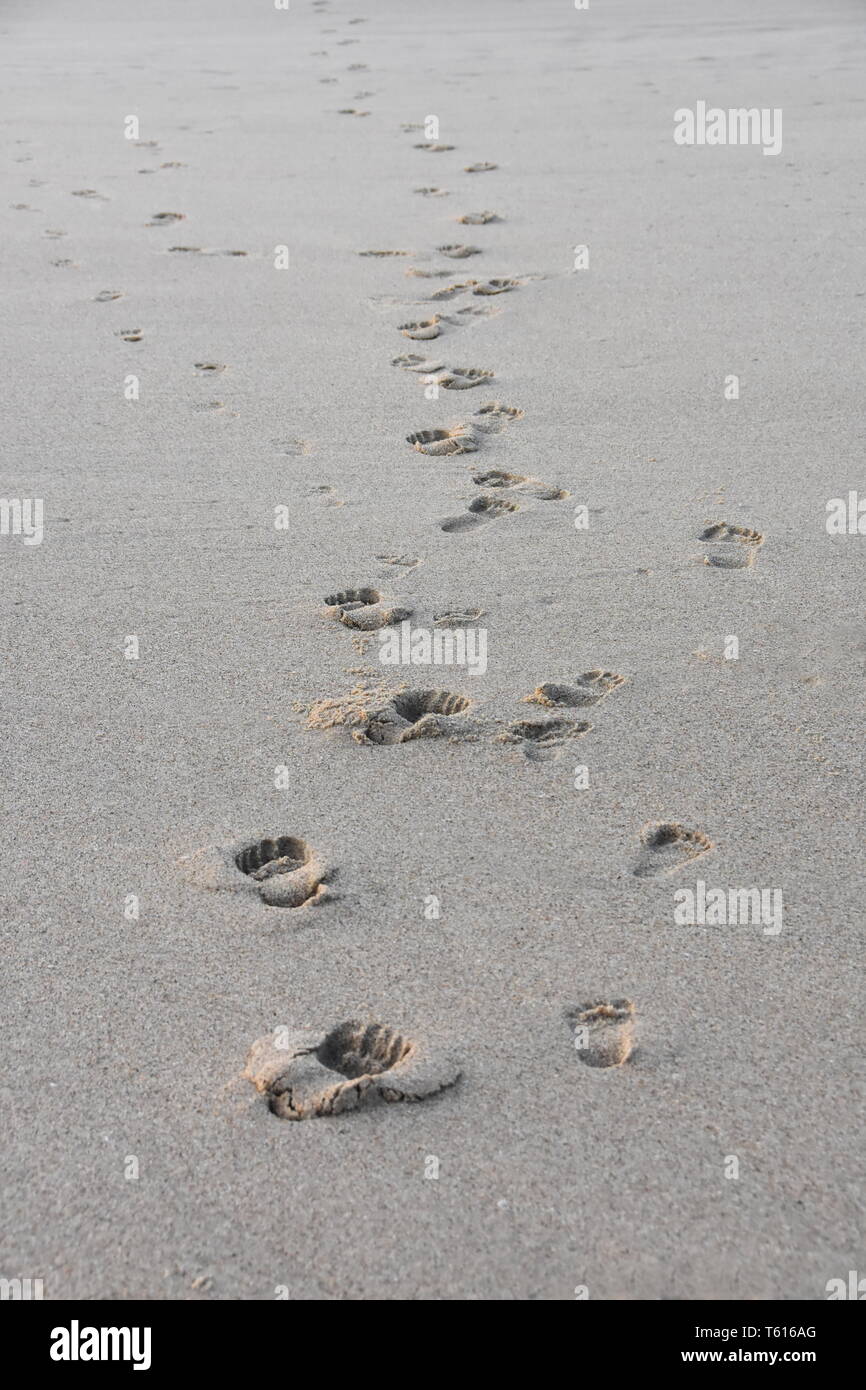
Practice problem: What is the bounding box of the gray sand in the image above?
[1,0,864,1299]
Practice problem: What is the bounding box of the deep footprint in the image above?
[179,835,331,908]
[323,587,412,631]
[244,1020,460,1120]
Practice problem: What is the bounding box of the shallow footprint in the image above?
[497,716,590,761]
[473,277,522,295]
[567,1000,635,1068]
[464,162,497,173]
[633,822,713,878]
[407,425,477,455]
[414,186,449,196]
[398,316,441,340]
[699,521,764,569]
[472,468,567,499]
[457,211,501,224]
[438,243,482,259]
[414,142,455,152]
[440,495,518,533]
[524,671,626,707]
[469,401,524,433]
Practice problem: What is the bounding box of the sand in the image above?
[2,0,864,1300]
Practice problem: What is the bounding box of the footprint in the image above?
[376,554,422,571]
[116,328,143,342]
[359,248,411,257]
[194,362,226,374]
[167,245,203,253]
[429,280,479,300]
[160,161,186,168]
[273,437,313,455]
[394,358,493,390]
[464,162,497,173]
[404,267,453,279]
[699,522,764,569]
[438,243,482,259]
[362,690,474,744]
[430,366,494,390]
[401,122,425,132]
[633,822,713,879]
[71,188,108,199]
[472,468,567,499]
[308,484,345,507]
[497,716,591,760]
[244,1020,460,1120]
[323,587,412,631]
[524,671,626,707]
[147,211,186,225]
[440,495,518,533]
[178,835,331,908]
[567,1000,635,1069]
[347,62,368,69]
[337,107,370,116]
[94,289,123,301]
[433,607,485,625]
[474,277,522,295]
[398,316,442,340]
[469,401,524,433]
[407,426,477,456]
[414,186,449,196]
[457,211,501,224]
[414,143,456,152]
[44,229,67,239]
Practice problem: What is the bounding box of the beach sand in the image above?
[1,0,864,1299]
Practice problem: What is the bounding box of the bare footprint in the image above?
[429,280,479,300]
[464,162,497,173]
[414,186,449,196]
[438,243,482,259]
[323,587,412,631]
[179,835,331,908]
[414,143,455,152]
[474,277,522,295]
[376,554,422,571]
[94,289,123,301]
[472,468,567,500]
[360,248,411,257]
[469,401,524,433]
[394,358,493,390]
[308,484,344,507]
[699,522,764,569]
[457,211,501,224]
[496,716,590,761]
[567,1000,635,1069]
[633,822,713,879]
[407,426,478,456]
[524,671,626,707]
[440,495,518,533]
[273,437,313,456]
[398,316,441,339]
[244,1021,460,1120]
[362,689,474,744]
[71,188,108,199]
[147,211,185,225]
[337,107,370,116]
[194,362,226,375]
